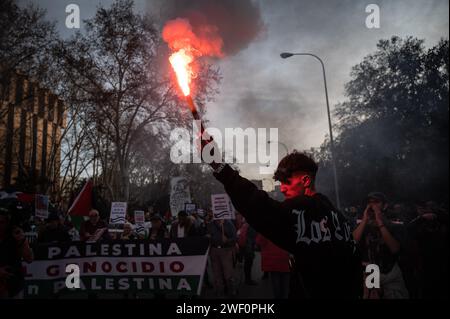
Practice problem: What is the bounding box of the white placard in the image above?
[109,202,127,224]
[134,210,146,236]
[211,194,235,220]
[134,210,145,224]
[170,177,191,217]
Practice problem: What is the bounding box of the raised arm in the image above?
[213,164,293,251]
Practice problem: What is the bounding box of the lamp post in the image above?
[280,52,341,209]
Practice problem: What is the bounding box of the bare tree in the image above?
[55,0,220,201]
[0,0,57,102]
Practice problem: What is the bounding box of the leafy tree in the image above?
[315,37,449,207]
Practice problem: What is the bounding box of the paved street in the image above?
[201,252,274,299]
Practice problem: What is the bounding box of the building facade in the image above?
[0,72,66,194]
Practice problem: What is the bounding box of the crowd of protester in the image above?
[0,190,448,299]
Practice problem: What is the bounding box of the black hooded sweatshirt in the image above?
[214,165,363,299]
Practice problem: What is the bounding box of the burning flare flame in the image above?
[169,48,194,96]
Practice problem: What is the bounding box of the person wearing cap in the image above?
[353,192,409,299]
[148,214,169,240]
[37,213,71,243]
[209,151,362,299]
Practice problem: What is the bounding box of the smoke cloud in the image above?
[158,0,264,56]
[162,17,224,58]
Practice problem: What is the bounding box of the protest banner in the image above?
[24,238,210,298]
[109,202,127,233]
[35,194,49,220]
[211,194,235,220]
[170,177,191,217]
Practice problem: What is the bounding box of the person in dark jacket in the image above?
[210,151,363,299]
[169,211,198,238]
[79,209,110,242]
[148,214,169,240]
[207,218,238,297]
[38,213,71,243]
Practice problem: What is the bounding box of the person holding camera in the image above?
[352,192,409,299]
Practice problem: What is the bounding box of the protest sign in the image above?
[134,210,145,236]
[23,238,210,298]
[109,202,127,233]
[211,194,235,220]
[134,211,145,224]
[185,203,196,215]
[170,177,191,217]
[35,194,49,219]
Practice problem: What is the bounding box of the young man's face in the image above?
[280,173,308,199]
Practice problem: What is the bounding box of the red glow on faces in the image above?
[280,175,306,199]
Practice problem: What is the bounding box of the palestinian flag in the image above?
[67,180,93,230]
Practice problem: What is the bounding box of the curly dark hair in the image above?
[273,151,318,183]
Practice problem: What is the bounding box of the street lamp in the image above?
[280,52,341,209]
